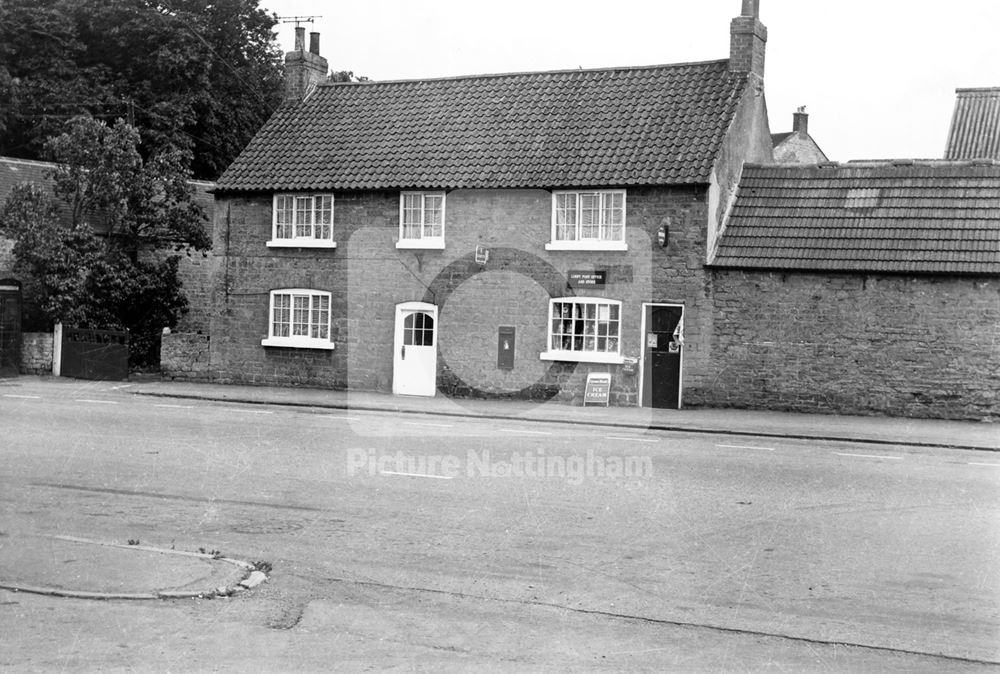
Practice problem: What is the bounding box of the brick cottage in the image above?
[179,1,772,408]
[164,2,999,421]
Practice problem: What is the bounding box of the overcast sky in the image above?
[260,1,999,162]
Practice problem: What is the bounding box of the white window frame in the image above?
[540,297,625,364]
[261,288,335,350]
[546,190,627,251]
[267,194,337,248]
[397,191,446,250]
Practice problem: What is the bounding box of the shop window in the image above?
[540,298,624,364]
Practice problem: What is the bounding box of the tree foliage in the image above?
[0,0,284,180]
[0,116,209,366]
[47,116,211,255]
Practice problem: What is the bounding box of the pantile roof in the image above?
[712,161,1000,275]
[945,88,1000,160]
[215,60,748,193]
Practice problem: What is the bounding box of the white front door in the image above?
[393,302,438,397]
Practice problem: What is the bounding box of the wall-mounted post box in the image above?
[497,326,515,370]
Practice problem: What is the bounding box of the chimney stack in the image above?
[284,27,329,102]
[793,106,808,135]
[729,0,767,77]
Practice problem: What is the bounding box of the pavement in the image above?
[1,374,996,602]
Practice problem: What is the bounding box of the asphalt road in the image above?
[1,383,999,671]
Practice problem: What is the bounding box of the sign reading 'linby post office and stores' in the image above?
[568,270,607,289]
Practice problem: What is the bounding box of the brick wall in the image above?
[141,248,217,334]
[694,270,1000,420]
[207,186,714,403]
[20,332,52,375]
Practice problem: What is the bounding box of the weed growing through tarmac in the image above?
[252,560,273,574]
[198,547,223,558]
[127,538,140,545]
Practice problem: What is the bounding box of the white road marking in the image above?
[380,470,454,480]
[219,408,273,415]
[76,399,118,405]
[717,444,776,451]
[835,452,903,460]
[110,384,134,390]
[499,428,552,436]
[404,421,454,428]
[969,462,1000,468]
[324,416,361,421]
[2,394,41,399]
[154,404,195,409]
[606,436,660,443]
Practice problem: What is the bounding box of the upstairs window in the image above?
[540,298,624,364]
[547,190,627,251]
[261,289,334,349]
[397,192,445,249]
[269,194,336,248]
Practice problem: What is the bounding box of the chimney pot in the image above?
[285,28,329,102]
[741,0,760,17]
[793,107,808,135]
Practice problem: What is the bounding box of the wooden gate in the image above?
[61,326,129,381]
[0,280,22,378]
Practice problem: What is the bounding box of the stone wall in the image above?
[693,270,1000,420]
[20,332,52,375]
[161,332,211,381]
[773,133,827,164]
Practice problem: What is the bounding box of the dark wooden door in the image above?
[643,305,683,409]
[0,280,22,378]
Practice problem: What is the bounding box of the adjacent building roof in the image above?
[712,161,1000,275]
[215,60,749,193]
[0,157,74,225]
[1,156,59,197]
[945,88,1000,160]
[0,156,215,231]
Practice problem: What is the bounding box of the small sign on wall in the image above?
[568,270,607,289]
[584,372,612,406]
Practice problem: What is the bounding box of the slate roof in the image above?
[0,157,74,225]
[0,156,214,232]
[770,132,793,146]
[215,60,749,193]
[712,161,1000,275]
[945,88,1000,160]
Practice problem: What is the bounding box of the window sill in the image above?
[396,239,445,250]
[545,241,628,252]
[261,337,335,350]
[266,239,337,249]
[539,350,625,365]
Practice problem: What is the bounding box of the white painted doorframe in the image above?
[392,301,438,397]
